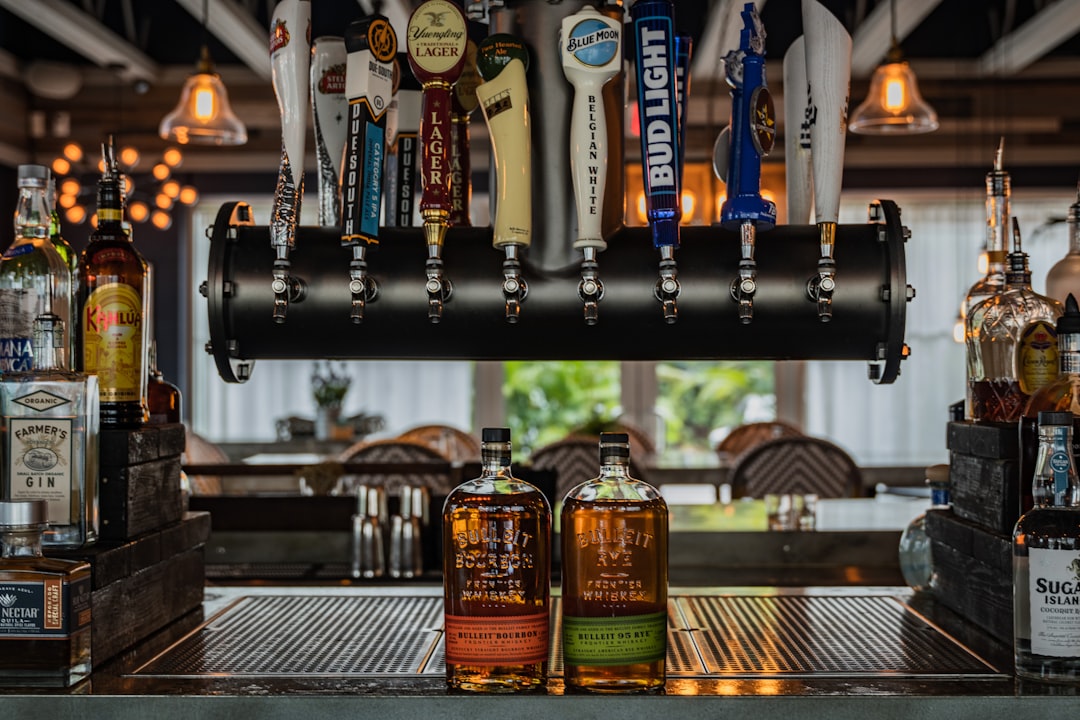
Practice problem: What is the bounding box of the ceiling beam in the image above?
[977,0,1080,76]
[0,0,158,84]
[174,0,271,80]
[690,0,767,82]
[851,0,943,76]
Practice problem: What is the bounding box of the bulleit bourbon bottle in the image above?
[75,137,149,427]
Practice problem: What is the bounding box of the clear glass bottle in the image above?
[46,176,77,274]
[0,314,100,548]
[0,165,73,374]
[1021,293,1080,514]
[962,139,1011,318]
[1013,411,1080,683]
[147,340,181,425]
[442,427,550,692]
[897,463,951,592]
[1045,185,1080,306]
[966,218,1063,422]
[75,138,150,427]
[561,432,668,693]
[0,499,92,687]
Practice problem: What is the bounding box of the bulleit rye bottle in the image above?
[442,427,550,692]
[561,432,668,692]
[76,138,149,427]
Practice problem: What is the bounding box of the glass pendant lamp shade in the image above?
[848,58,939,135]
[159,46,247,146]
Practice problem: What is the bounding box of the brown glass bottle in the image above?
[442,427,551,692]
[0,500,92,687]
[75,138,149,428]
[147,341,181,424]
[561,433,668,693]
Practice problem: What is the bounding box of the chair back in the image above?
[716,420,803,463]
[336,438,455,496]
[397,424,481,463]
[531,434,651,499]
[183,429,228,495]
[728,435,862,499]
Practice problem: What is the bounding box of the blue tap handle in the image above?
[632,0,681,250]
[720,3,776,232]
[674,33,692,183]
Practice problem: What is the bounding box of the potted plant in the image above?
[311,361,351,440]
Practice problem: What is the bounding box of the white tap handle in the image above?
[270,0,310,251]
[560,7,621,251]
[311,36,347,228]
[783,35,813,225]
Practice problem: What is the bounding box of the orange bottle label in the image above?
[82,282,143,402]
[444,612,549,665]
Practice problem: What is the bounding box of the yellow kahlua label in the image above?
[82,283,143,402]
[1018,319,1059,395]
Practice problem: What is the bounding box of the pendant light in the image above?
[159,0,248,145]
[848,0,938,135]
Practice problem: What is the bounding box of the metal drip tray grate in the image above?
[134,593,999,678]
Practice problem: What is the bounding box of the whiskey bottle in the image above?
[1045,185,1080,305]
[147,340,181,425]
[0,314,100,548]
[0,499,92,687]
[1020,293,1080,514]
[561,432,668,692]
[966,218,1062,422]
[442,427,550,692]
[75,138,150,427]
[1012,411,1080,682]
[0,165,73,374]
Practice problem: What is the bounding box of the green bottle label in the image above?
[562,611,666,666]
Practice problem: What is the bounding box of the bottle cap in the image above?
[1058,293,1080,335]
[17,164,49,188]
[599,432,630,459]
[1038,411,1074,427]
[0,500,47,528]
[481,427,511,443]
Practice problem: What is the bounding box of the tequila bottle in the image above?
[1013,411,1080,683]
[561,432,668,692]
[442,427,550,692]
[0,314,99,548]
[0,499,92,687]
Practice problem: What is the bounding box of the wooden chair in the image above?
[183,429,228,495]
[335,438,455,496]
[715,420,803,463]
[397,424,481,463]
[531,434,651,500]
[727,435,863,499]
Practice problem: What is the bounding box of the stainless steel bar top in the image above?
[0,586,1075,720]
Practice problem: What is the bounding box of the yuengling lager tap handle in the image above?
[341,14,398,323]
[631,0,682,324]
[311,37,347,228]
[475,33,532,324]
[449,40,480,227]
[561,6,620,325]
[719,2,776,325]
[406,0,468,323]
[269,0,310,324]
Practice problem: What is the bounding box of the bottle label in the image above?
[444,612,549,665]
[1,243,34,260]
[1018,320,1059,394]
[82,282,143,402]
[0,575,91,638]
[562,612,667,665]
[1027,547,1080,657]
[7,416,74,525]
[0,284,35,373]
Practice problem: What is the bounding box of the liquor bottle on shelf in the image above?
[441,427,550,692]
[0,164,73,374]
[966,218,1063,422]
[0,313,99,549]
[46,176,77,274]
[75,138,150,428]
[963,139,1011,318]
[1012,410,1080,683]
[1045,184,1080,305]
[1020,293,1080,514]
[147,340,181,425]
[561,432,668,693]
[0,499,92,687]
[897,464,950,592]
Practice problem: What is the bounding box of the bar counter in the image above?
[1,585,1076,719]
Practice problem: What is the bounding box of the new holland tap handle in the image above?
[475,34,532,252]
[270,0,310,257]
[341,15,398,248]
[561,6,621,252]
[406,0,468,249]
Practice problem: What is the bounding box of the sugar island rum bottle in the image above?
[561,432,669,692]
[1013,411,1080,682]
[75,137,149,427]
[442,427,550,692]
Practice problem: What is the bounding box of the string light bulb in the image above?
[51,157,71,176]
[163,147,183,167]
[152,163,171,181]
[65,206,86,224]
[58,193,77,209]
[62,142,83,163]
[60,178,80,196]
[128,200,150,223]
[178,185,199,205]
[119,146,140,168]
[151,209,173,230]
[161,180,181,199]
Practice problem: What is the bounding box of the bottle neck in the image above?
[15,184,49,241]
[1069,215,1080,255]
[0,528,44,558]
[599,453,631,479]
[94,178,129,241]
[1034,425,1080,508]
[32,317,62,372]
[984,176,1010,266]
[480,442,513,477]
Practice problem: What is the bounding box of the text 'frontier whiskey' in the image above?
[561,432,668,692]
[442,427,550,692]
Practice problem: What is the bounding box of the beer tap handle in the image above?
[449,41,480,227]
[475,34,532,324]
[311,37,348,228]
[783,36,813,225]
[341,14,398,323]
[406,0,468,323]
[269,0,310,324]
[631,0,682,323]
[561,6,621,325]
